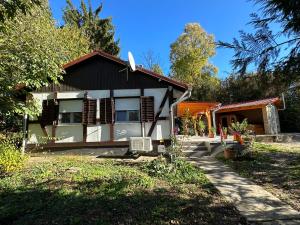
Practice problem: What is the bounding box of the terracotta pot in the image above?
[224,148,235,159]
[209,133,214,138]
[233,134,238,141]
[223,134,228,139]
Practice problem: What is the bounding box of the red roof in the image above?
[63,50,188,90]
[218,97,281,112]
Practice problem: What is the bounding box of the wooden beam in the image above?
[147,89,170,137]
[110,90,114,141]
[217,105,264,113]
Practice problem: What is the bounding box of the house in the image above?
[25,50,189,151]
[177,97,282,135]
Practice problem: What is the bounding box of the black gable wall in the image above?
[38,56,171,92]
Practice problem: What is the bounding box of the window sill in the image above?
[57,123,83,126]
[115,122,141,124]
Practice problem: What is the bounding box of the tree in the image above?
[219,0,300,88]
[63,0,120,55]
[0,2,90,122]
[0,0,41,23]
[170,23,220,101]
[142,50,164,75]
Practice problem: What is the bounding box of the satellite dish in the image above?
[128,51,136,71]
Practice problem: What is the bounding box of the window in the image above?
[115,110,139,122]
[58,100,83,124]
[60,112,82,124]
[115,98,140,122]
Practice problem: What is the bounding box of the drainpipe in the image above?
[212,103,222,135]
[170,88,192,136]
[278,93,286,111]
[21,114,28,155]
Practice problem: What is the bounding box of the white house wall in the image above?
[28,124,52,144]
[114,89,140,97]
[144,88,169,117]
[28,88,177,144]
[145,120,170,140]
[55,125,83,143]
[114,123,142,141]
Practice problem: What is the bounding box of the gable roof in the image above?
[218,97,281,113]
[63,50,188,90]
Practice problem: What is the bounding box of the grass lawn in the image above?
[219,142,300,212]
[0,156,247,225]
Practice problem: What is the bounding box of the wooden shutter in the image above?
[82,99,97,125]
[41,99,58,126]
[100,98,114,124]
[141,96,154,122]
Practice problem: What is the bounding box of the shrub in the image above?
[0,140,27,175]
[144,156,209,185]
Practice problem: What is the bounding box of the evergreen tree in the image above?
[63,0,120,55]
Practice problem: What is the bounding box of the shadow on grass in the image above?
[0,178,247,225]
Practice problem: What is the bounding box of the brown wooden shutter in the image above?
[82,99,97,125]
[100,98,114,124]
[141,96,154,122]
[41,99,58,126]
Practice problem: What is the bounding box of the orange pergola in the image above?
[177,102,220,132]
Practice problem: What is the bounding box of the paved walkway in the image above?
[187,156,300,224]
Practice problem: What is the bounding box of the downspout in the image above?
[170,88,192,136]
[212,103,222,135]
[278,93,286,111]
[21,114,28,155]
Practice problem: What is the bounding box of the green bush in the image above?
[144,156,209,185]
[0,140,26,175]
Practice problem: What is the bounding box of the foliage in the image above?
[0,2,90,118]
[170,23,220,101]
[181,109,194,135]
[0,156,245,225]
[63,0,120,55]
[197,117,206,136]
[279,87,300,132]
[222,127,228,135]
[0,138,27,175]
[0,0,41,24]
[231,119,249,134]
[219,0,300,88]
[144,156,209,185]
[141,50,164,75]
[166,135,183,157]
[209,127,216,134]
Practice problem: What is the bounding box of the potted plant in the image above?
[209,127,216,138]
[222,139,235,159]
[222,127,228,139]
[197,118,206,136]
[231,119,248,143]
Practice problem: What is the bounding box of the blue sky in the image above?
[49,0,259,78]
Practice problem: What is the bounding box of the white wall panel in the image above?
[57,91,84,99]
[145,120,170,140]
[114,123,141,141]
[144,88,169,117]
[28,124,52,144]
[86,125,110,142]
[114,89,140,97]
[55,125,83,143]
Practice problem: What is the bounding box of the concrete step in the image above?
[182,146,208,151]
[181,150,210,158]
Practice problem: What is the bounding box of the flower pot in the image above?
[224,148,235,159]
[233,133,238,141]
[223,134,228,139]
[209,133,214,138]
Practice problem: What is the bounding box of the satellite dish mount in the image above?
[119,51,136,81]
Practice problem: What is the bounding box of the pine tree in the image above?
[63,0,120,55]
